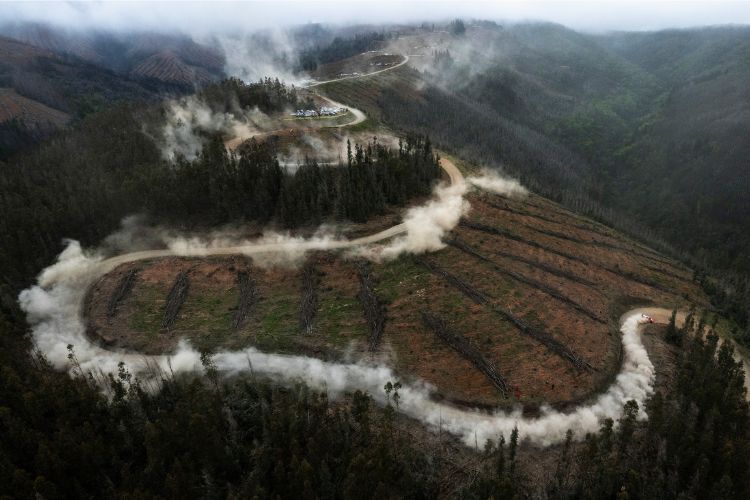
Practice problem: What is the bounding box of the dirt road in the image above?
[90,157,463,278]
[306,54,410,87]
[224,55,409,150]
[627,307,750,400]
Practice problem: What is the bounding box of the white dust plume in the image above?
[16,154,657,447]
[18,240,655,447]
[357,180,469,261]
[468,169,528,198]
[214,29,306,85]
[161,95,273,161]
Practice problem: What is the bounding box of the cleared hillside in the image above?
[84,176,705,410]
[0,88,70,128]
[130,50,218,87]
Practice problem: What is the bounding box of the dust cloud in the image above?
[16,154,656,447]
[468,169,528,198]
[18,241,655,446]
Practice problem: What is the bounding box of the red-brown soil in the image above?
[85,188,706,409]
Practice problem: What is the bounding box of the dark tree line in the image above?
[0,335,439,498]
[297,32,388,72]
[549,317,750,499]
[151,134,441,228]
[199,77,300,114]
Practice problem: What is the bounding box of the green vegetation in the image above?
[373,256,428,304]
[317,294,367,346]
[178,291,237,338]
[1,21,750,499]
[127,284,166,335]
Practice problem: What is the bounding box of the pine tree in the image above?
[666,309,681,344]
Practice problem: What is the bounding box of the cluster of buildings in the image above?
[291,106,347,118]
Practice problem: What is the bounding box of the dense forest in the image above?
[199,77,300,114]
[151,135,440,228]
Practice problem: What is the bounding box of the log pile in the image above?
[488,244,597,287]
[421,312,508,396]
[162,271,189,330]
[106,269,137,324]
[417,258,593,372]
[233,271,258,329]
[299,262,320,334]
[357,261,386,351]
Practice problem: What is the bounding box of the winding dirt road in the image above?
[631,307,750,399]
[306,54,410,87]
[89,157,462,278]
[21,51,749,447]
[224,55,408,150]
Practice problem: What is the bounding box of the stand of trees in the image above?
[297,32,388,72]
[151,135,440,228]
[0,336,439,498]
[549,319,750,499]
[199,77,300,114]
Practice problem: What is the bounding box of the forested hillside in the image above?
[0,23,225,85]
[0,35,189,159]
[0,77,438,303]
[320,22,750,336]
[1,18,750,499]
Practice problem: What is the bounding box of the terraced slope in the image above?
[130,50,216,86]
[84,185,705,410]
[0,88,70,128]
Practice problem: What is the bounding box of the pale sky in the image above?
[3,1,750,33]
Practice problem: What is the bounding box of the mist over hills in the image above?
[1,18,748,316]
[334,22,750,276]
[0,13,750,498]
[1,18,749,316]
